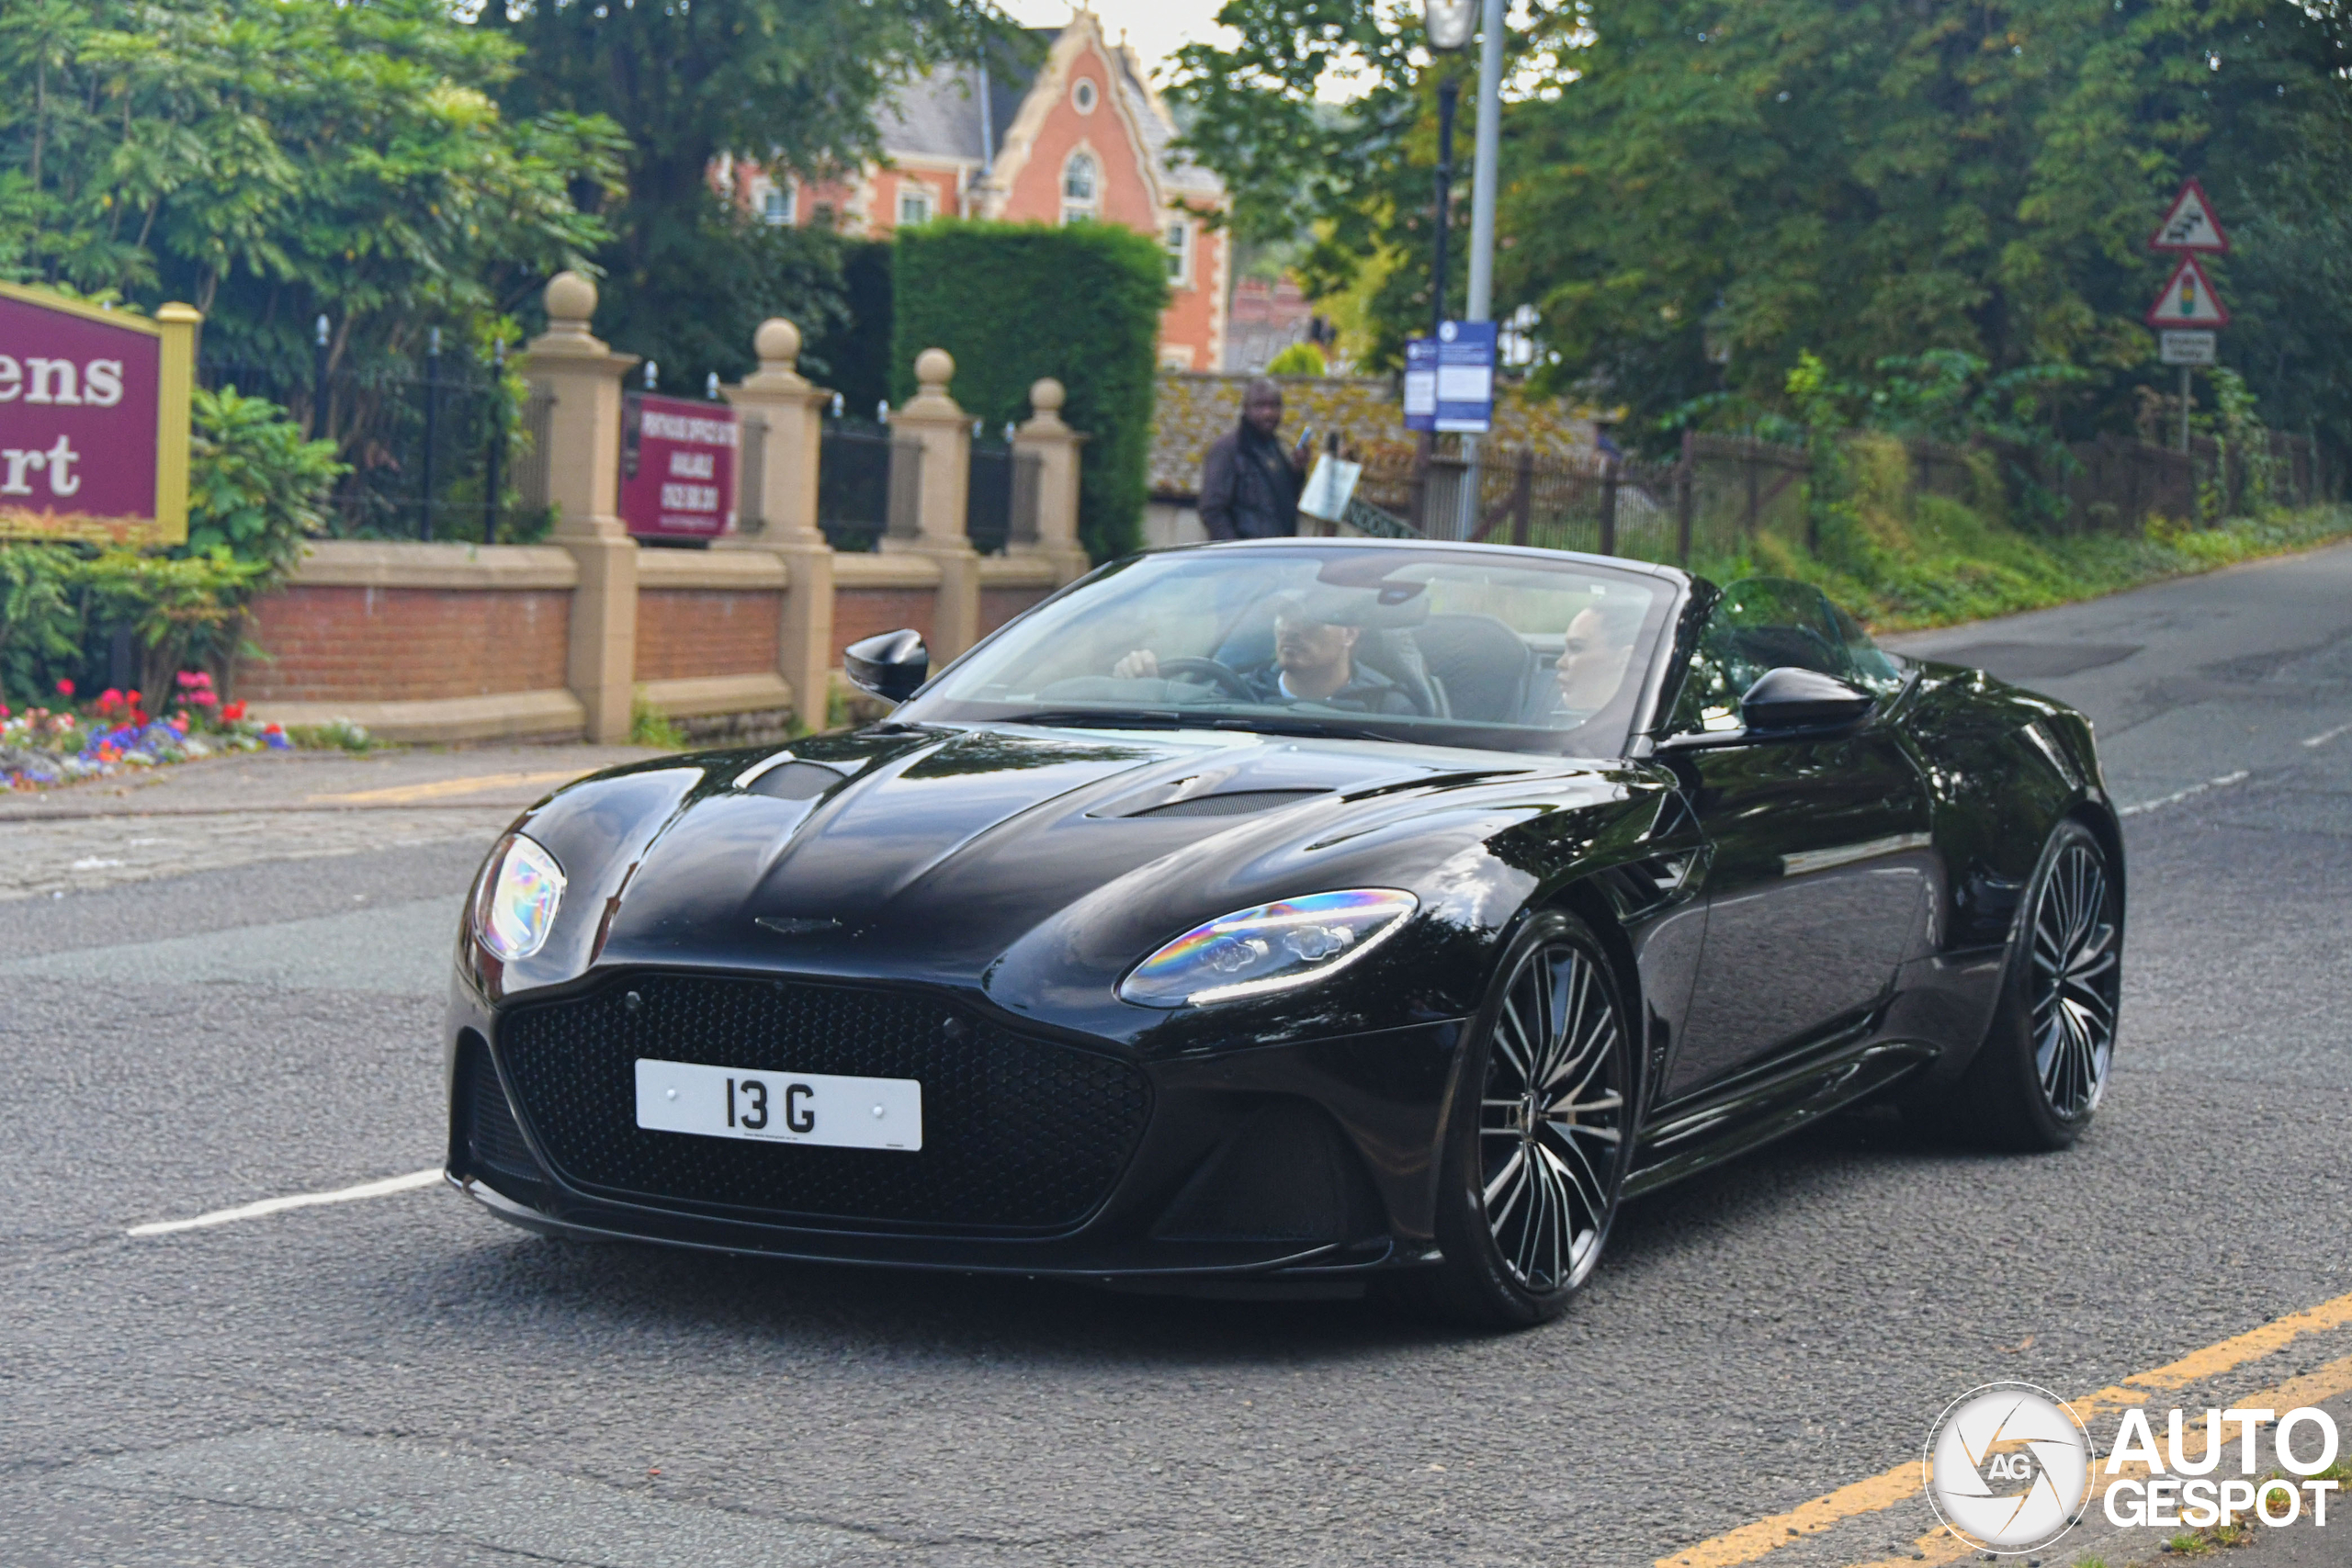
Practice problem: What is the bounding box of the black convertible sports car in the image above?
[446,538,2122,1325]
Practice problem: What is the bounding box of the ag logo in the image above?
[1924,1382,2095,1554]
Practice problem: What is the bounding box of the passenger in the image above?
[1112,593,1417,716]
[1541,596,1645,723]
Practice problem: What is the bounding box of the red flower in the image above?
[222,701,246,721]
[125,689,141,705]
[262,722,283,735]
[56,678,74,698]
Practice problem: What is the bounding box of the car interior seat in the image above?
[1414,613,1542,723]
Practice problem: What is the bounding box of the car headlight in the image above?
[474,832,567,961]
[1118,889,1419,1008]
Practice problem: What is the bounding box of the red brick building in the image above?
[720,12,1229,370]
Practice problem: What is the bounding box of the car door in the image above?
[1656,580,1934,1100]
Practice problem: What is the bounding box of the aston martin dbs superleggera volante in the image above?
[447,538,2122,1325]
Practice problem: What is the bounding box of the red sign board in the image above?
[619,393,738,541]
[0,283,199,546]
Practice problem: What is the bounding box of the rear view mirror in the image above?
[1740,666,1873,732]
[844,629,929,704]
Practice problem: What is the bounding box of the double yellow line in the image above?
[1661,1288,2352,1568]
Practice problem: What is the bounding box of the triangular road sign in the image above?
[2150,178,2230,254]
[2146,255,2229,328]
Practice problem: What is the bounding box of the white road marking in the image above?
[2303,721,2352,750]
[128,1168,442,1236]
[2118,769,2250,818]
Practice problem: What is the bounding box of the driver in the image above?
[1536,596,1645,724]
[1112,592,1417,716]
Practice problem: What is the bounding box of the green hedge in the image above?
[892,220,1168,562]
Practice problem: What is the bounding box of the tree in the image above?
[478,0,1004,392]
[1170,0,2352,449]
[0,0,622,452]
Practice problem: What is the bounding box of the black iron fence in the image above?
[202,345,552,543]
[818,421,898,551]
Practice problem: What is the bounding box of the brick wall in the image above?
[635,589,783,682]
[979,587,1053,637]
[832,588,936,662]
[238,585,571,703]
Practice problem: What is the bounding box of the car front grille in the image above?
[495,973,1151,1233]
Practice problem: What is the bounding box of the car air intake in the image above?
[458,1034,547,1197]
[495,975,1150,1234]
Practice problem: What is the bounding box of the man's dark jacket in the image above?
[1199,423,1301,539]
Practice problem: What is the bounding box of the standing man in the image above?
[1199,378,1305,540]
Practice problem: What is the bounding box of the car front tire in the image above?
[1931,818,2122,1151]
[1406,910,1635,1328]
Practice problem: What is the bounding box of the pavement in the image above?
[3,547,2349,1567]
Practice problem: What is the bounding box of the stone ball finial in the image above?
[544,270,597,326]
[754,317,801,370]
[915,347,955,391]
[1029,377,1066,414]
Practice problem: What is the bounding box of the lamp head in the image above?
[1424,0,1476,51]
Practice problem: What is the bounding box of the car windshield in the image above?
[896,544,1679,757]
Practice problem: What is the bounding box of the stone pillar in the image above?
[1012,377,1092,585]
[885,347,980,660]
[517,271,640,744]
[719,317,835,731]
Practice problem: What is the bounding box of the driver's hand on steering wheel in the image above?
[1112,649,1160,680]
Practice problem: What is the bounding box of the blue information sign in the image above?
[1402,321,1497,434]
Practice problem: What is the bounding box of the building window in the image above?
[1163,219,1193,285]
[1061,152,1098,225]
[757,181,794,226]
[897,183,934,227]
[1072,77,1099,114]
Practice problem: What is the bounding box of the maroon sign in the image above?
[619,393,738,541]
[0,283,197,546]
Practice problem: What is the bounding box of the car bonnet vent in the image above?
[1126,789,1329,818]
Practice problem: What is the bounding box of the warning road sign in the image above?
[2146,255,2229,328]
[2149,178,2231,254]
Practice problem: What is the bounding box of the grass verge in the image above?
[1689,434,2352,632]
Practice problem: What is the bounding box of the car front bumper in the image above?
[445,964,1466,1282]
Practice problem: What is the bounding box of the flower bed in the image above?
[1,672,291,790]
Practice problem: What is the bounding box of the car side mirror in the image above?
[1740,666,1873,732]
[843,629,929,704]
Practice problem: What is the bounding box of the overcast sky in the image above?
[995,0,1242,85]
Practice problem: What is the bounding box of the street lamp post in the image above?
[1425,0,1474,537]
[1430,76,1460,342]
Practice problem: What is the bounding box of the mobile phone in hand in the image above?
[1291,426,1317,463]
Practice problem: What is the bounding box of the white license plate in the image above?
[633,1058,922,1152]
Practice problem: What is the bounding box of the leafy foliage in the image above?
[0,0,622,469]
[1170,0,2352,446]
[480,0,1005,393]
[892,222,1170,562]
[185,387,344,585]
[1264,341,1329,377]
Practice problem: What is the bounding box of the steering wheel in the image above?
[1152,656,1256,701]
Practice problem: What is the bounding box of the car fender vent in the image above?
[1126,789,1329,818]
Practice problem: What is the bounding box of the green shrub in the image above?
[1265,342,1327,377]
[892,220,1168,561]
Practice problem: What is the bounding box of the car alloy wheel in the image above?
[2030,836,2119,1121]
[1410,910,1633,1327]
[1478,937,1626,1292]
[1929,818,2123,1151]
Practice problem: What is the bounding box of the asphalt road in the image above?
[6,547,2351,1568]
